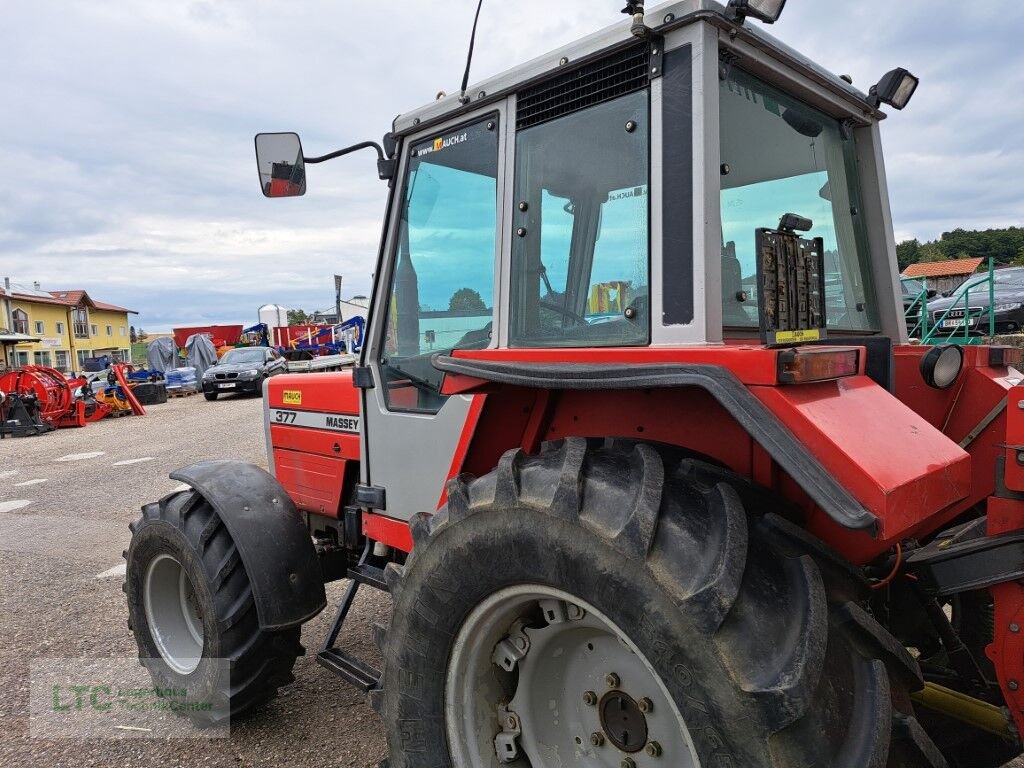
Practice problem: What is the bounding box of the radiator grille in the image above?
[516,45,650,131]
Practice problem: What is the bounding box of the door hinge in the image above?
[355,484,386,510]
[353,366,375,389]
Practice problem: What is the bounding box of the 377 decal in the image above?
[269,409,360,433]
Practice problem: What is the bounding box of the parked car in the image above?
[926,266,1024,337]
[201,347,285,400]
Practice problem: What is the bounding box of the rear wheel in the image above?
[124,489,302,724]
[374,438,949,767]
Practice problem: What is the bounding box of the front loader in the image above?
[125,2,1024,766]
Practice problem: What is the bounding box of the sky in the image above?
[0,0,1020,331]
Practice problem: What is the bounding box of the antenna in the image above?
[621,1,650,38]
[458,0,485,105]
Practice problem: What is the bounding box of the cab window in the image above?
[719,68,877,332]
[379,116,499,412]
[510,90,650,347]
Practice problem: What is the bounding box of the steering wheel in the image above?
[539,300,587,326]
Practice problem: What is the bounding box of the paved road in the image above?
[1,390,1021,767]
[0,392,387,768]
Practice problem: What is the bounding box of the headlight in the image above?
[994,303,1022,313]
[202,369,216,378]
[920,345,964,390]
[240,369,259,378]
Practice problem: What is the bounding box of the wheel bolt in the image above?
[638,697,653,713]
[583,691,598,706]
[621,759,636,768]
[590,732,605,747]
[605,672,620,688]
[646,741,663,757]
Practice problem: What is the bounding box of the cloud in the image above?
[0,1,1019,329]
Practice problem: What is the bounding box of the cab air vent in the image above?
[516,45,650,131]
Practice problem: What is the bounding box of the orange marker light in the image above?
[777,347,860,384]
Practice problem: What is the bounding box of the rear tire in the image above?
[124,489,302,724]
[204,392,217,401]
[374,438,948,767]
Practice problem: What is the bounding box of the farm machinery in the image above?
[0,363,145,437]
[125,2,1024,766]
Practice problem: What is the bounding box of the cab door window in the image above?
[510,90,650,347]
[380,116,499,412]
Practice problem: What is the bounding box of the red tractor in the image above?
[125,3,1024,766]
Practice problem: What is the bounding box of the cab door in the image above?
[360,106,506,522]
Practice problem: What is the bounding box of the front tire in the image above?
[124,489,302,724]
[204,391,217,401]
[374,438,948,767]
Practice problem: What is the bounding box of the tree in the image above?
[129,325,137,343]
[917,244,947,263]
[136,328,148,341]
[896,239,920,271]
[287,309,309,326]
[448,288,487,312]
[1012,246,1024,267]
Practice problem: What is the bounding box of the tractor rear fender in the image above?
[433,355,878,533]
[169,459,327,631]
[433,355,971,560]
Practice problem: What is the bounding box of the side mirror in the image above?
[255,132,306,197]
[927,289,937,299]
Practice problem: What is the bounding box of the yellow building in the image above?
[0,282,137,372]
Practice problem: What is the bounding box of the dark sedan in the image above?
[926,267,1024,337]
[201,347,286,400]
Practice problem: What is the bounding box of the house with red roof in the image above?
[0,279,137,371]
[901,257,985,296]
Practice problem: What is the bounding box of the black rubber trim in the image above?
[432,355,877,532]
[661,44,694,325]
[170,460,327,630]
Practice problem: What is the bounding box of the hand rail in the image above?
[900,276,930,339]
[919,258,995,345]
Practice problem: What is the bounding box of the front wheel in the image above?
[374,439,948,767]
[124,489,302,724]
[204,391,217,401]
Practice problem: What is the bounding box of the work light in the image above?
[869,68,919,110]
[726,0,787,24]
[920,345,963,389]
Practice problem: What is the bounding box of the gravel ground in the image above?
[1,390,1022,767]
[0,392,387,768]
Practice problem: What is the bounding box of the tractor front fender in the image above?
[170,459,326,631]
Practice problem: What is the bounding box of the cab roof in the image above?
[393,0,881,136]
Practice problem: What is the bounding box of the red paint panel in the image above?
[1006,385,1024,492]
[893,345,964,428]
[753,376,971,540]
[988,582,1024,735]
[544,388,753,476]
[273,448,346,518]
[363,513,413,553]
[267,370,359,414]
[453,346,783,385]
[270,424,359,461]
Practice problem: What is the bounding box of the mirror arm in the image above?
[303,140,396,181]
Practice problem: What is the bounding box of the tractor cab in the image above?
[128,4,1024,768]
[259,0,916,354]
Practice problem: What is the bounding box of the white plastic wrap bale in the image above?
[165,367,198,393]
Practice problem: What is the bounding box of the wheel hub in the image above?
[143,553,205,675]
[599,690,648,753]
[444,585,701,768]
